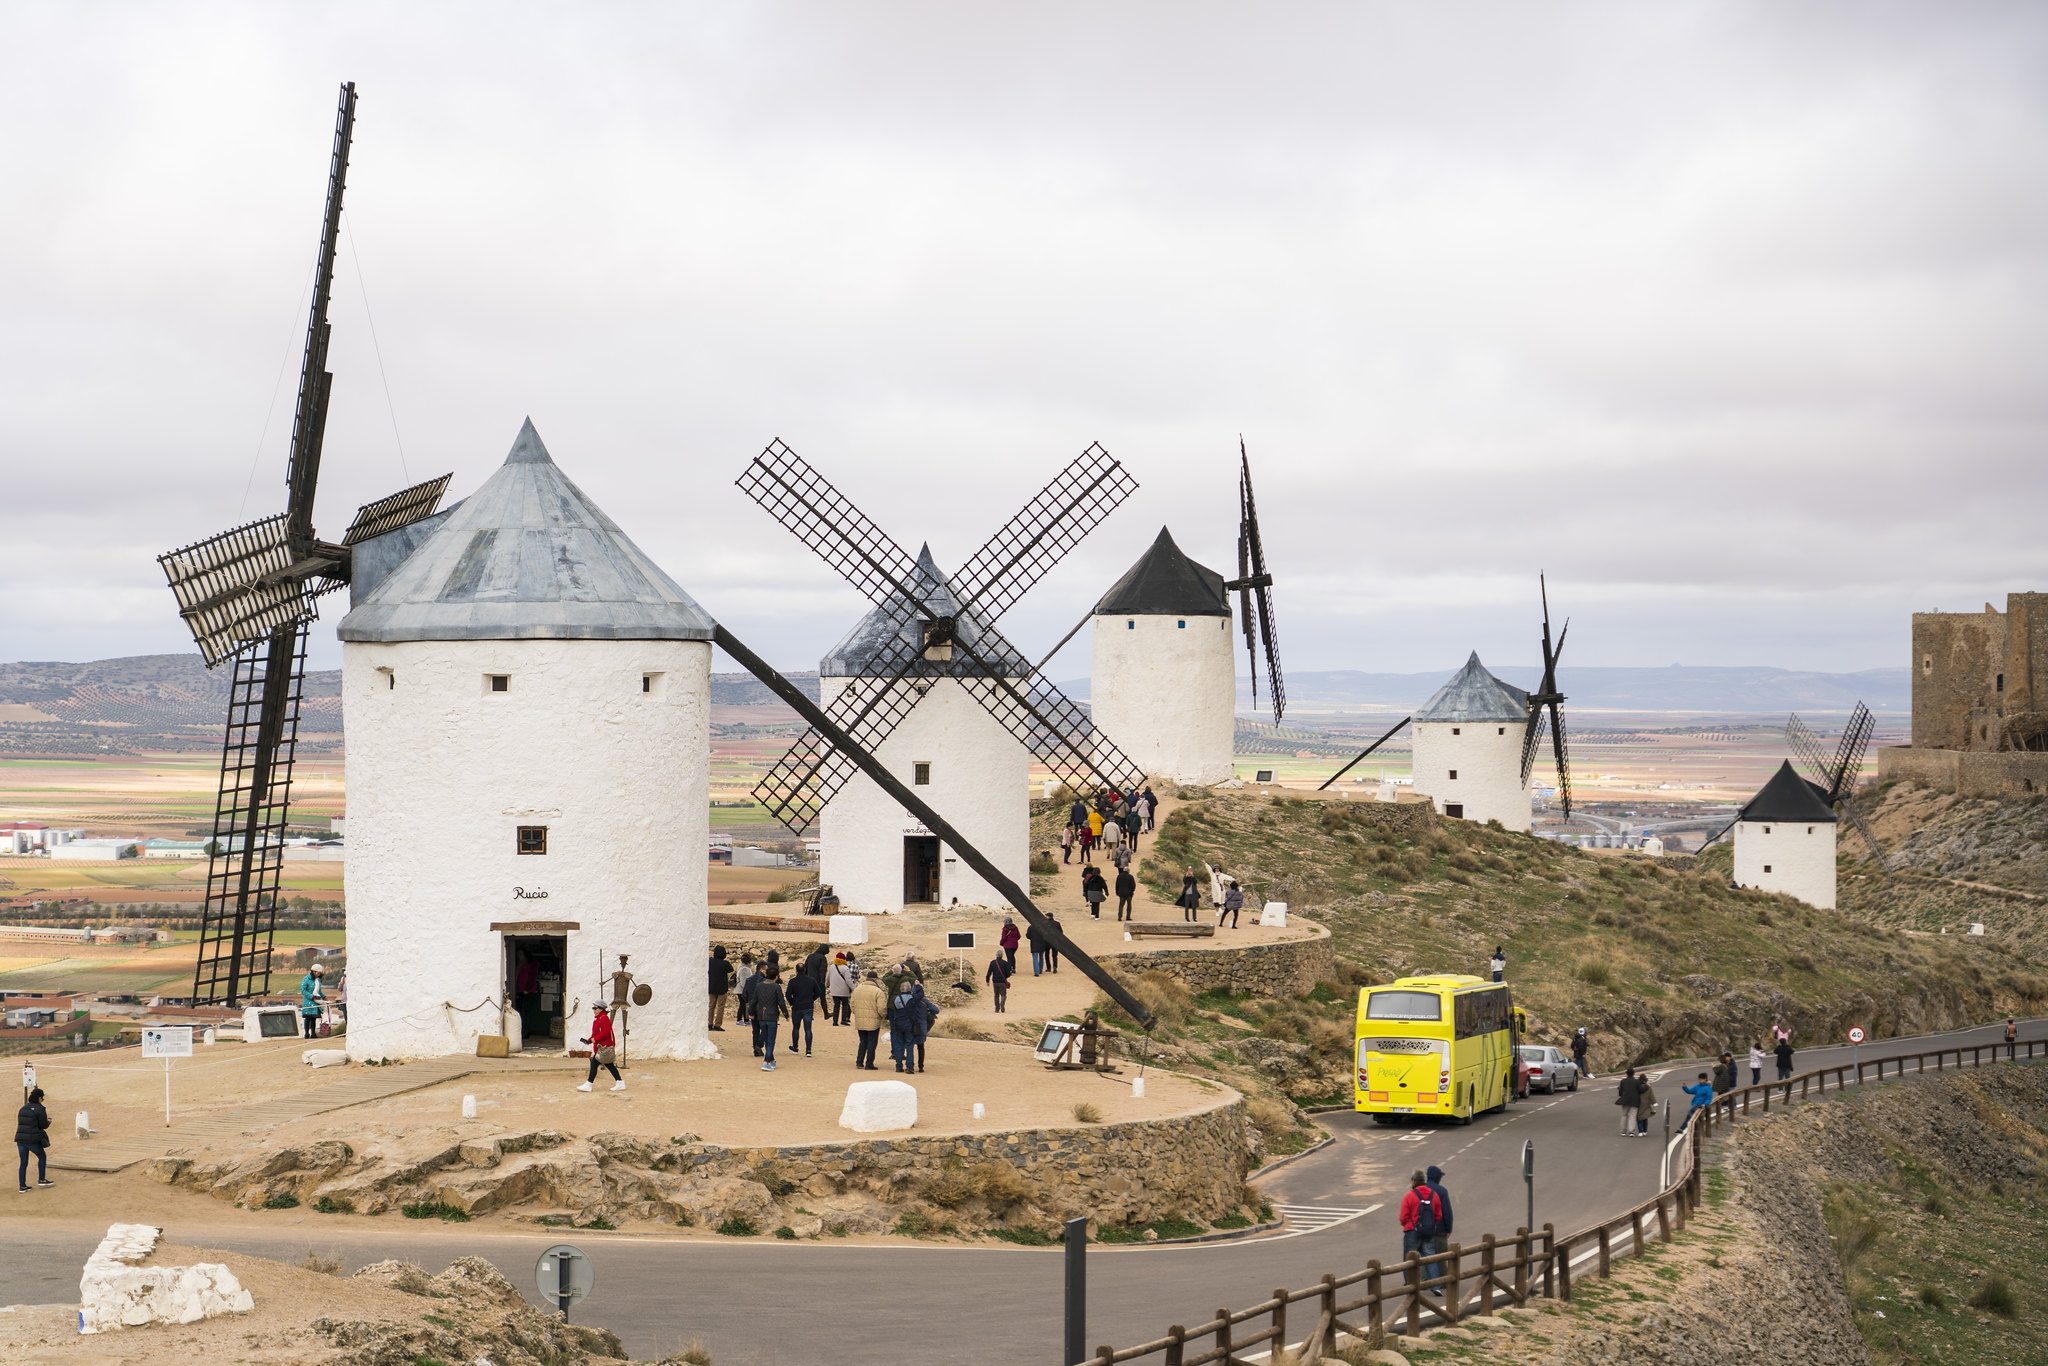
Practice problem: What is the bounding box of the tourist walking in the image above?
[1218,879,1244,928]
[1101,818,1122,858]
[1635,1074,1656,1135]
[1141,786,1157,831]
[1424,1164,1454,1271]
[851,971,885,1070]
[1205,860,1227,909]
[1398,1170,1442,1269]
[999,917,1021,973]
[1571,1027,1591,1080]
[1045,912,1063,972]
[1748,1042,1765,1086]
[1489,947,1506,983]
[734,953,757,1026]
[15,1085,52,1192]
[1077,822,1096,865]
[299,962,326,1039]
[1111,841,1133,874]
[1679,1073,1714,1131]
[2006,1017,2020,1060]
[1087,806,1105,852]
[751,968,786,1071]
[1178,866,1202,922]
[1712,1053,1736,1117]
[1772,1019,1791,1047]
[828,954,856,1026]
[1114,866,1137,922]
[1069,796,1089,831]
[1061,824,1075,865]
[1122,805,1142,852]
[1027,919,1049,976]
[786,963,821,1057]
[577,1004,625,1092]
[1774,1036,1795,1083]
[1615,1066,1643,1137]
[1082,866,1108,920]
[888,978,925,1073]
[985,951,1011,1013]
[708,947,734,1032]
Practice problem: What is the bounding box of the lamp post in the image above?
[1063,1216,1087,1366]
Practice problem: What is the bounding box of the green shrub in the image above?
[674,1210,694,1226]
[261,1192,301,1210]
[893,1210,935,1237]
[1968,1274,2017,1318]
[1029,851,1060,876]
[581,1214,615,1230]
[1072,1102,1102,1124]
[716,1216,759,1237]
[990,1226,1057,1246]
[1575,961,1616,990]
[774,1225,798,1240]
[313,1195,354,1215]
[1917,1283,1948,1310]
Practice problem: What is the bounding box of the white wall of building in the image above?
[1089,612,1236,785]
[1734,819,1837,909]
[818,675,1027,913]
[343,638,711,1061]
[1410,721,1532,832]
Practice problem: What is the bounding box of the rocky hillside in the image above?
[1136,789,2046,1070]
[1838,780,2048,959]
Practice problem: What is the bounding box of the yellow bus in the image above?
[1354,974,1518,1124]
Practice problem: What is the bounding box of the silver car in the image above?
[1518,1044,1580,1094]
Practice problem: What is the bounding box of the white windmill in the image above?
[738,441,1148,913]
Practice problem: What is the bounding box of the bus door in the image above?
[1358,1035,1449,1110]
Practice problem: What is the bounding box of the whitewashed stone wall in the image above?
[79,1223,252,1333]
[1735,818,1838,909]
[1411,720,1532,832]
[343,637,711,1061]
[1090,612,1236,785]
[818,676,1027,913]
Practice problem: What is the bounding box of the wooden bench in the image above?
[1125,922,1216,938]
[709,911,834,934]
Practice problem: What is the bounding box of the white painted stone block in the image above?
[75,1111,91,1139]
[973,1102,986,1120]
[839,1079,918,1133]
[829,914,869,946]
[302,1048,349,1067]
[1260,902,1288,927]
[462,1094,478,1119]
[79,1223,252,1334]
[1132,1076,1146,1098]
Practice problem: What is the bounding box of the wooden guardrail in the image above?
[1082,1036,2044,1365]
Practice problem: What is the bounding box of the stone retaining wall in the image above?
[1104,922,1334,999]
[1878,743,2048,798]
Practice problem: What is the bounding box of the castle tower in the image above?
[1088,528,1236,785]
[1733,761,1838,909]
[337,420,716,1060]
[1411,653,1533,831]
[818,546,1029,912]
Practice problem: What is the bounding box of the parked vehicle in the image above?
[1517,1044,1580,1094]
[1354,975,1517,1124]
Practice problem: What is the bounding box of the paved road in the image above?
[13,1017,2041,1364]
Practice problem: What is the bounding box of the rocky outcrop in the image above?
[147,1097,1259,1238]
[315,1256,630,1366]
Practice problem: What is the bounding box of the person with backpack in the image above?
[888,978,925,1073]
[1114,865,1137,922]
[1748,1042,1765,1086]
[1217,879,1244,928]
[1399,1170,1442,1270]
[1081,866,1108,920]
[1634,1074,1657,1136]
[707,946,734,1032]
[786,963,822,1058]
[1774,1036,1795,1083]
[750,968,786,1071]
[1615,1066,1643,1137]
[1679,1072,1714,1130]
[985,950,1012,1013]
[16,1085,52,1193]
[1571,1027,1591,1080]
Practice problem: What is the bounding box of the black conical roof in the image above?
[1094,527,1229,617]
[1739,760,1838,823]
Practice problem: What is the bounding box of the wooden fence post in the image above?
[1514,1229,1530,1304]
[1557,1234,1574,1301]
[1164,1325,1184,1366]
[1655,1194,1671,1243]
[1320,1273,1338,1358]
[1445,1242,1463,1321]
[1215,1308,1231,1364]
[1405,1254,1423,1339]
[1630,1209,1645,1260]
[1272,1288,1287,1360]
[1479,1235,1497,1317]
[1541,1224,1556,1299]
[1365,1261,1383,1338]
[1597,1226,1611,1278]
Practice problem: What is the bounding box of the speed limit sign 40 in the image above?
[1847,1026,1866,1045]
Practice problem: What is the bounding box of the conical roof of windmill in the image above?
[1094,527,1229,617]
[1415,652,1531,723]
[820,545,1029,678]
[338,419,715,643]
[1739,760,1839,823]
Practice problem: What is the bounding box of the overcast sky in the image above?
[4,3,2044,681]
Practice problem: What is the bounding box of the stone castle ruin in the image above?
[1879,590,2048,796]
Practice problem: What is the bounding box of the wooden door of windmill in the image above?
[902,836,940,905]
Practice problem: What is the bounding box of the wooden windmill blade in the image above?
[751,622,933,832]
[1783,713,1835,792]
[1828,702,1876,804]
[952,623,1148,794]
[949,442,1137,626]
[1523,575,1572,819]
[736,440,934,620]
[1226,441,1285,724]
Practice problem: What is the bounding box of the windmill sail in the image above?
[1520,576,1573,819]
[1229,442,1285,724]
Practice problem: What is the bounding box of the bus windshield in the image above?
[1365,990,1441,1021]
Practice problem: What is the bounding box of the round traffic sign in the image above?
[1847,1026,1866,1045]
[535,1244,594,1310]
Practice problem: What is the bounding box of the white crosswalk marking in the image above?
[1273,1204,1376,1235]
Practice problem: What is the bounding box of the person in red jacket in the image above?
[576,1004,623,1092]
[999,917,1021,973]
[1398,1169,1442,1266]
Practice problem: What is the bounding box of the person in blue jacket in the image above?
[887,979,927,1074]
[298,963,326,1039]
[1679,1072,1716,1130]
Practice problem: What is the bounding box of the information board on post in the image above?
[143,1026,195,1127]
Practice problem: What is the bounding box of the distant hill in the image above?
[1059,664,1910,714]
[0,654,340,755]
